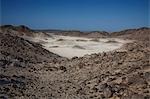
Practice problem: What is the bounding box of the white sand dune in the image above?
[31,35,130,58]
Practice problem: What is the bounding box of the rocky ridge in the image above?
[111,27,150,41]
[54,31,109,38]
[0,25,51,38]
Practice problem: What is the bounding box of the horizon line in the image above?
[1,24,149,33]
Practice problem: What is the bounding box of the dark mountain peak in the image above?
[0,25,35,37]
[15,25,32,32]
[0,25,32,31]
[17,25,31,30]
[137,27,149,30]
[0,25,14,28]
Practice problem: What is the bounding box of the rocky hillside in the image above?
[0,32,63,64]
[0,26,150,99]
[40,27,150,39]
[21,40,148,99]
[0,25,51,38]
[0,31,66,98]
[111,27,150,41]
[6,40,148,99]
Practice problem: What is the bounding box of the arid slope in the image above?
[0,25,149,99]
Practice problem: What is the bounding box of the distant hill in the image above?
[1,25,149,40]
[111,27,150,41]
[36,27,150,40]
[0,25,51,38]
[37,29,109,38]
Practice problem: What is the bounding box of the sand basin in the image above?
[31,35,130,58]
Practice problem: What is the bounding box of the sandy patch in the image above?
[30,35,131,58]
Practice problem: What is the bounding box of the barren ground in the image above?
[30,35,131,58]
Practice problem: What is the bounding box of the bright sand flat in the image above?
[31,35,130,58]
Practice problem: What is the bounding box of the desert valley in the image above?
[0,25,150,99]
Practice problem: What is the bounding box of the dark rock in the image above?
[144,72,150,81]
[127,75,146,85]
[96,83,107,92]
[122,96,131,99]
[72,56,78,60]
[103,87,113,98]
[131,94,144,99]
[111,84,121,93]
[0,96,8,99]
[0,80,11,85]
[59,66,67,72]
[144,95,150,99]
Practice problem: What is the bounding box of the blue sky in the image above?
[1,0,149,32]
